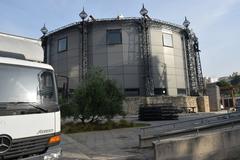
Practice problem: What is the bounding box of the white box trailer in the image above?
[0,32,61,159]
[0,32,44,62]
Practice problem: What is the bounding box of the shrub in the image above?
[59,98,72,119]
[61,120,149,133]
[61,67,124,123]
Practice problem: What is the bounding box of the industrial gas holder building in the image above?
[41,5,204,97]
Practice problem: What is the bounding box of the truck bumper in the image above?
[22,146,62,160]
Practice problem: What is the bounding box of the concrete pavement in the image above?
[60,128,153,160]
[59,111,227,160]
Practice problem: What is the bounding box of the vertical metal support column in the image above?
[79,8,88,81]
[40,24,48,64]
[185,33,198,95]
[181,35,191,95]
[82,20,88,80]
[139,4,154,96]
[194,44,204,94]
[141,17,154,96]
[183,17,204,96]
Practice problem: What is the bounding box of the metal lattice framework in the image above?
[81,21,88,80]
[79,8,88,81]
[184,28,204,96]
[139,17,154,96]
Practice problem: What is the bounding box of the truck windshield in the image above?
[0,64,57,105]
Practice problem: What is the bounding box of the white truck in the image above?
[0,32,61,159]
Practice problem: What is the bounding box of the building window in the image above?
[154,88,167,95]
[177,88,186,95]
[124,88,139,96]
[58,37,67,52]
[162,33,173,47]
[107,29,122,45]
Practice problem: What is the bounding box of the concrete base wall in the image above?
[123,96,206,115]
[153,128,240,160]
[122,97,144,115]
[207,84,221,111]
[197,96,210,112]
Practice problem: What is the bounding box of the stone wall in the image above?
[197,96,210,112]
[122,97,145,115]
[206,83,221,111]
[123,96,203,115]
[153,128,240,160]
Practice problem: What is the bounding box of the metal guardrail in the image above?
[140,111,240,136]
[139,111,240,148]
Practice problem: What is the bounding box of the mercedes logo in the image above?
[0,135,12,154]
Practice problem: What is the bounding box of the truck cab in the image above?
[0,32,61,159]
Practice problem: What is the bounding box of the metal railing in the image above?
[138,111,240,148]
[140,111,240,137]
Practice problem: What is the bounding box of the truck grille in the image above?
[0,134,52,160]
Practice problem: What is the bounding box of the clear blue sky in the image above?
[0,0,240,78]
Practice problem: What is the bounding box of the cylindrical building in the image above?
[42,8,203,97]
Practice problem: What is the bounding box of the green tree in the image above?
[102,79,124,121]
[216,80,231,88]
[59,97,72,119]
[230,75,240,86]
[61,67,124,123]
